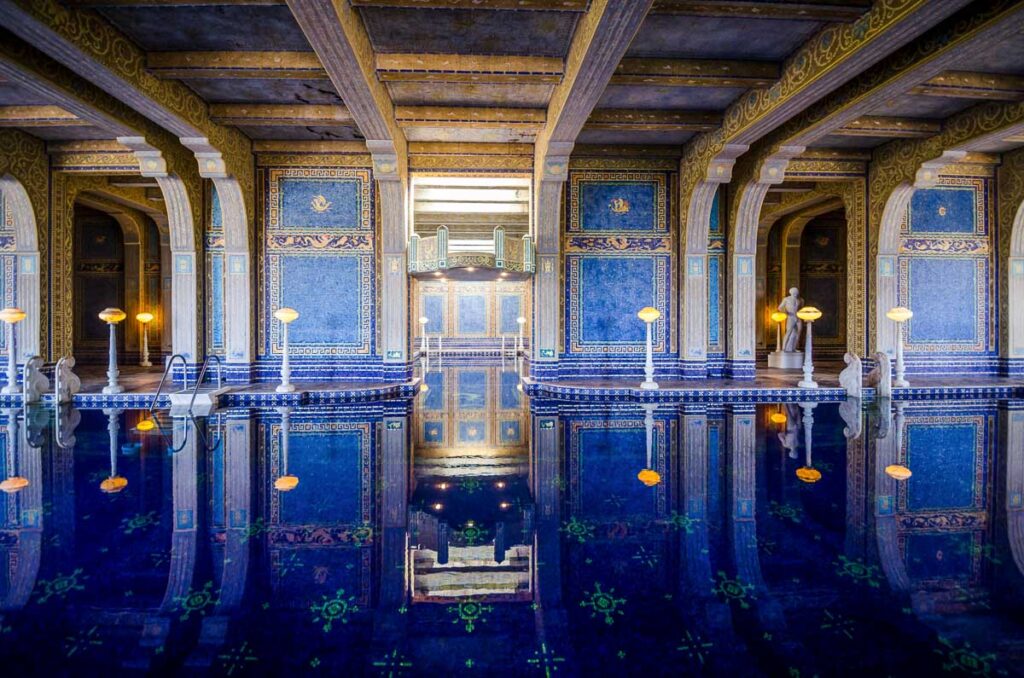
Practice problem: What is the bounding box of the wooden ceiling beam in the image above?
[147,51,327,80]
[833,115,941,138]
[611,57,778,88]
[376,53,563,84]
[911,71,1024,101]
[209,104,353,126]
[0,104,91,127]
[349,0,588,10]
[395,106,546,129]
[585,109,721,132]
[649,0,872,22]
[68,1,285,6]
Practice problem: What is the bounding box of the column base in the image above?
[893,378,910,388]
[102,384,125,394]
[276,383,296,393]
[767,351,804,369]
[798,380,818,389]
[640,380,659,390]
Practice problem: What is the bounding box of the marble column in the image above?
[371,145,410,381]
[531,148,571,380]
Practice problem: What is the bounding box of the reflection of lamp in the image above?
[885,464,912,480]
[274,307,299,393]
[0,409,28,493]
[134,417,156,433]
[100,408,127,493]
[770,310,788,354]
[637,404,661,486]
[795,306,822,388]
[0,308,26,394]
[274,407,298,492]
[769,406,787,426]
[795,403,821,483]
[885,402,911,480]
[886,306,913,388]
[418,316,429,357]
[98,308,127,394]
[136,311,155,367]
[637,306,661,390]
[516,316,526,354]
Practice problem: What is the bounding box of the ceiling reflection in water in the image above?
[1,377,1024,675]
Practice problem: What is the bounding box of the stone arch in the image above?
[208,177,251,367]
[1008,191,1024,372]
[0,175,41,362]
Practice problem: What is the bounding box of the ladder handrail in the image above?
[188,355,223,413]
[149,354,189,414]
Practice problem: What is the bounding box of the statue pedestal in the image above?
[768,351,804,369]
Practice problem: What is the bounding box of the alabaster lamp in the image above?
[136,311,155,367]
[100,409,127,494]
[274,307,299,393]
[795,403,821,483]
[637,306,661,390]
[516,316,526,354]
[418,316,429,356]
[770,310,788,353]
[637,404,661,486]
[0,308,26,395]
[0,409,28,494]
[886,306,913,388]
[795,306,822,388]
[98,307,127,394]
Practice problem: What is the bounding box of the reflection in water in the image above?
[0,385,1022,675]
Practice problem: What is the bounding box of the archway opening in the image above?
[72,203,127,366]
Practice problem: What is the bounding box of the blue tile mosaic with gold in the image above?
[206,184,225,355]
[414,279,530,347]
[259,167,376,360]
[415,366,526,451]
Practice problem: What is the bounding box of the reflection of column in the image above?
[50,405,79,560]
[1003,401,1024,577]
[0,409,43,613]
[127,415,200,669]
[845,421,868,559]
[532,408,570,660]
[872,400,909,592]
[186,410,253,668]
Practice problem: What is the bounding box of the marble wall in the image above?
[561,167,677,378]
[898,174,997,373]
[256,165,380,380]
[413,278,530,352]
[0,192,15,356]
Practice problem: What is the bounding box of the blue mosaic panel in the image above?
[576,428,655,519]
[580,256,653,344]
[709,189,721,234]
[909,187,977,234]
[208,252,225,351]
[905,257,982,346]
[423,294,445,334]
[579,182,658,232]
[906,423,977,510]
[280,431,363,524]
[498,294,521,334]
[279,254,363,347]
[458,421,486,444]
[457,294,487,335]
[211,185,223,232]
[278,178,363,230]
[499,370,521,409]
[422,371,444,410]
[708,255,720,347]
[499,420,521,444]
[457,370,487,410]
[905,533,973,580]
[423,421,444,443]
[274,548,363,605]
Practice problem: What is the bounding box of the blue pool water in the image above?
[2,364,1024,676]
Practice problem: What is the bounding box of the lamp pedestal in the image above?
[767,351,804,369]
[139,323,152,367]
[893,325,909,388]
[641,320,658,390]
[277,321,295,393]
[102,322,124,394]
[1,321,17,394]
[798,321,817,389]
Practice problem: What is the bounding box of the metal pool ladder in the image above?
[150,354,228,416]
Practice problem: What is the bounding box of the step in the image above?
[168,386,232,417]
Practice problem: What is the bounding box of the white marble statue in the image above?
[777,403,802,459]
[839,352,862,399]
[21,355,49,404]
[55,356,82,405]
[778,287,804,352]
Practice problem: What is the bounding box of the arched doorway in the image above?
[72,203,127,365]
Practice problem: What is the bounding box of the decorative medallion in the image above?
[609,197,631,214]
[310,194,332,213]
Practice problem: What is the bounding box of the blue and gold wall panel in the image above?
[258,166,378,379]
[563,169,677,378]
[707,188,725,371]
[206,184,225,356]
[896,404,994,587]
[898,175,997,372]
[415,366,526,453]
[413,279,530,351]
[0,194,15,355]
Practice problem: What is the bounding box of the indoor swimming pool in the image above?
[1,364,1023,676]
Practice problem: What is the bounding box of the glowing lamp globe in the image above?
[516,316,526,325]
[770,412,788,425]
[420,382,429,393]
[136,311,155,324]
[134,418,156,433]
[770,311,789,324]
[100,475,128,494]
[796,306,822,322]
[885,464,913,481]
[637,307,661,323]
[418,316,429,326]
[274,307,299,324]
[886,306,913,323]
[0,476,29,493]
[274,474,299,492]
[796,466,822,483]
[637,468,661,487]
[0,307,27,324]
[98,307,127,324]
